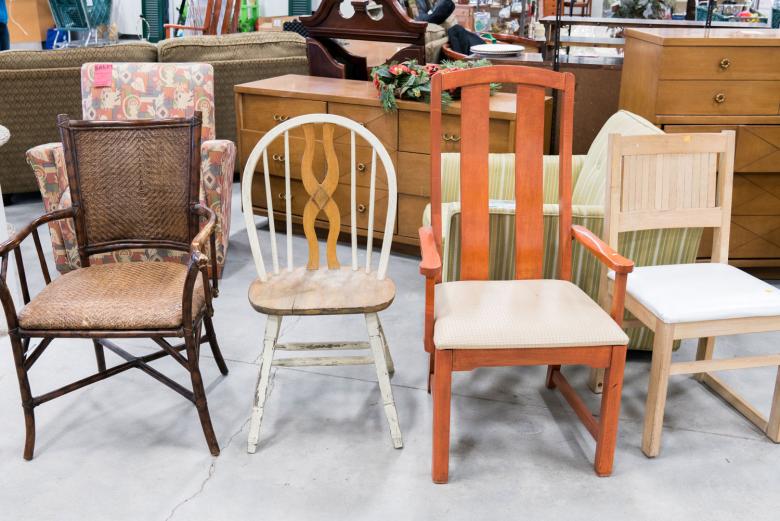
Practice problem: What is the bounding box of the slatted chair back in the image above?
[203,0,241,35]
[241,113,398,281]
[605,131,736,263]
[57,114,203,267]
[429,65,575,282]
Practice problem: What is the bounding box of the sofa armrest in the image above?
[201,139,236,274]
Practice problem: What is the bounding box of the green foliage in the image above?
[370,59,498,112]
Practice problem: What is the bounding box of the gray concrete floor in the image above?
[1,185,779,520]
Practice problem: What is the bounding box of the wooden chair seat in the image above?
[248,267,395,316]
[434,279,628,349]
[18,262,205,331]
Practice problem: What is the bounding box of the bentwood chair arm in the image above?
[571,224,634,325]
[188,204,218,307]
[0,208,76,257]
[0,207,77,329]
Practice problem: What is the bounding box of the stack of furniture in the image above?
[0,31,308,195]
[619,28,780,271]
[234,74,552,249]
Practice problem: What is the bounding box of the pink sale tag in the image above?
[93,64,113,87]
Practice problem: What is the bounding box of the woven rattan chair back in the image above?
[57,114,202,266]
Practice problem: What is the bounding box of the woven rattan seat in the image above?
[18,262,205,331]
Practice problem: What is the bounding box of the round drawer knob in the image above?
[278,192,292,200]
[719,58,731,70]
[357,204,366,213]
[357,163,366,172]
[714,93,726,104]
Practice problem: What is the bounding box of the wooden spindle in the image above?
[350,130,358,270]
[366,148,377,273]
[284,130,293,271]
[262,149,279,274]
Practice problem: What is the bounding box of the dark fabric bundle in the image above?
[447,24,484,56]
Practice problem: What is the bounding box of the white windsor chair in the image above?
[241,113,402,452]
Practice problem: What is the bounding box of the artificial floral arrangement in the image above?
[371,59,499,112]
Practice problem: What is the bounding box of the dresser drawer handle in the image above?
[357,203,366,213]
[442,133,461,142]
[272,154,285,162]
[714,93,726,104]
[357,162,366,172]
[278,192,293,200]
[719,58,731,70]
[272,114,289,122]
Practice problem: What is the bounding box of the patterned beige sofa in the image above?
[426,110,704,350]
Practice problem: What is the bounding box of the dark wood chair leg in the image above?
[186,327,221,456]
[594,345,627,477]
[10,334,36,460]
[204,315,228,376]
[92,340,107,372]
[432,349,453,484]
[545,365,561,389]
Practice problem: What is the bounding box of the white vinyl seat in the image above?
[609,263,780,324]
[433,279,629,350]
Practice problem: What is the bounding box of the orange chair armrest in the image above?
[571,224,633,274]
[419,226,442,278]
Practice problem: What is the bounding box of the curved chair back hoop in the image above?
[241,113,398,282]
[429,65,575,282]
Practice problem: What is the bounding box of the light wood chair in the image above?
[596,131,780,457]
[241,113,402,453]
[419,65,634,483]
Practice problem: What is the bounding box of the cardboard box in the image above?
[7,0,55,44]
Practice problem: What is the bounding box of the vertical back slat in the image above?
[430,75,444,264]
[366,148,377,273]
[262,149,280,274]
[712,130,736,263]
[513,85,545,279]
[458,84,491,281]
[557,75,575,281]
[284,130,293,271]
[351,130,358,270]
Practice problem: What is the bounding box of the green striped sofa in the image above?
[425,110,703,350]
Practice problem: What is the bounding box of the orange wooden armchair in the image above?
[420,65,634,483]
[165,0,241,38]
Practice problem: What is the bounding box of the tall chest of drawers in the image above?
[235,74,550,248]
[619,28,780,271]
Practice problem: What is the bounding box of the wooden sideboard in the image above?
[619,28,780,271]
[235,74,551,248]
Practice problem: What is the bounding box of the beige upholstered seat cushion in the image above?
[18,262,204,331]
[248,267,395,315]
[434,279,628,350]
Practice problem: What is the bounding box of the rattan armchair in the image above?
[1,114,228,460]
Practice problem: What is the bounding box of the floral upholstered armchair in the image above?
[26,63,235,276]
[425,110,704,351]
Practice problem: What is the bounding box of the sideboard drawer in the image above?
[397,152,430,197]
[398,110,513,154]
[241,95,326,134]
[659,47,780,81]
[656,81,780,116]
[664,124,780,173]
[398,194,430,238]
[328,102,398,150]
